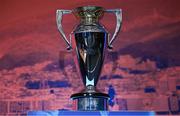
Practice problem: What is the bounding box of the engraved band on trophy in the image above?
[56,6,122,111]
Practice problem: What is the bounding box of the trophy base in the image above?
[71,92,109,111]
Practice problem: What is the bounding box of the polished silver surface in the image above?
[56,10,72,50]
[106,9,122,49]
[75,31,107,87]
[56,6,122,111]
[77,97,108,111]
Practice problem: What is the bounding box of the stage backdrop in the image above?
[0,0,180,115]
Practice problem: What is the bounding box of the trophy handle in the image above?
[106,9,122,49]
[56,10,72,50]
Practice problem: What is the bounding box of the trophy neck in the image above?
[80,18,98,25]
[73,6,104,24]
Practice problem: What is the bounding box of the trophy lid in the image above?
[72,6,104,20]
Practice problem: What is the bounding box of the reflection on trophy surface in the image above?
[56,6,122,111]
[75,32,106,87]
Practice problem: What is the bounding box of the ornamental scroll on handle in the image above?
[106,9,122,49]
[56,10,72,50]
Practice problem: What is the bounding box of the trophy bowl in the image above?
[56,6,122,111]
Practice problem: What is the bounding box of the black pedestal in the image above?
[71,92,109,111]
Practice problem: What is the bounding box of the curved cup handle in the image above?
[106,9,122,49]
[56,10,72,50]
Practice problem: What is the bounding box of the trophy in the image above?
[56,6,122,111]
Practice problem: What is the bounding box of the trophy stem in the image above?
[70,86,109,111]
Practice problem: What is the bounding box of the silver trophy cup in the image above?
[56,6,122,111]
